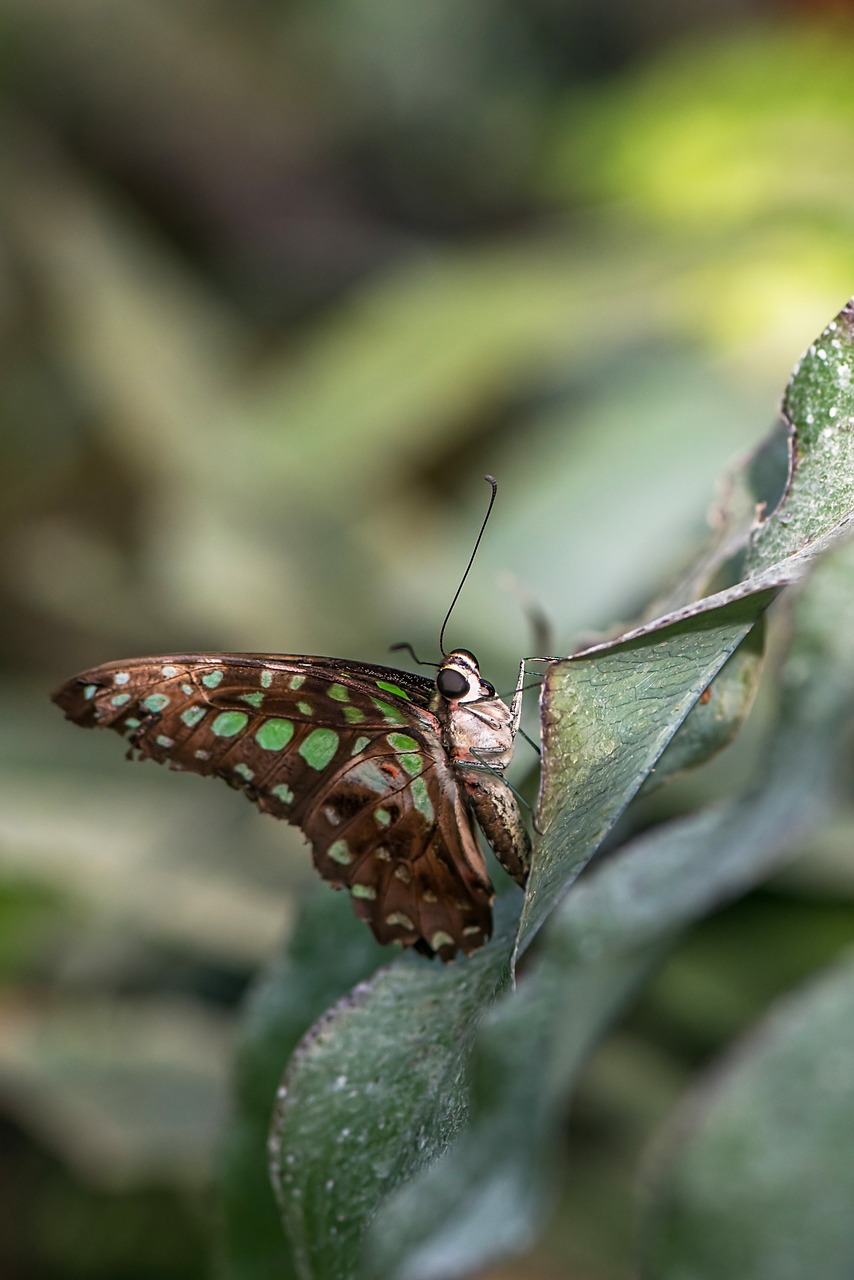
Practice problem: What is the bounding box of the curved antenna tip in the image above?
[438,475,500,656]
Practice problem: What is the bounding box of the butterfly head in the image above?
[435,649,495,704]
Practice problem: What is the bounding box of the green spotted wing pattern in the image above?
[52,654,495,959]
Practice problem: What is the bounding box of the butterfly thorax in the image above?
[429,648,531,887]
[432,649,515,772]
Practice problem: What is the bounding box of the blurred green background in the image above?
[4,2,854,1277]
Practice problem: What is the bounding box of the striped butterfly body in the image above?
[52,648,531,960]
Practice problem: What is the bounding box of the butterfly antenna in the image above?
[438,475,498,657]
[389,642,439,669]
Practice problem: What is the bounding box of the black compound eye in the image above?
[436,667,470,699]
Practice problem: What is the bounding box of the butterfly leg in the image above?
[461,770,531,886]
[509,660,527,738]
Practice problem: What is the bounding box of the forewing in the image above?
[52,654,493,958]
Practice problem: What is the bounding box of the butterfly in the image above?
[51,477,538,960]
[51,646,532,961]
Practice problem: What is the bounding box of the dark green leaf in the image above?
[217,889,393,1280]
[521,592,774,955]
[366,944,650,1280]
[640,617,765,793]
[268,897,520,1280]
[642,951,854,1280]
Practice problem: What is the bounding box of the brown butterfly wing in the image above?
[51,654,494,958]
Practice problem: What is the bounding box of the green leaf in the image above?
[217,888,393,1280]
[366,943,651,1280]
[521,298,854,957]
[522,592,774,956]
[622,420,784,794]
[552,537,854,965]
[642,951,854,1280]
[268,897,519,1280]
[639,617,765,793]
[748,302,854,574]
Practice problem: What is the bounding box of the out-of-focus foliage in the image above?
[643,950,854,1280]
[4,2,854,1277]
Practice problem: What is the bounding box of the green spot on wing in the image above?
[211,711,248,738]
[327,684,350,702]
[202,670,224,689]
[181,706,206,728]
[83,685,98,700]
[371,698,405,724]
[114,672,130,686]
[289,675,305,691]
[411,776,434,823]
[256,719,294,751]
[351,884,377,900]
[124,717,140,729]
[386,911,414,929]
[142,693,170,713]
[240,691,265,708]
[260,670,273,688]
[156,734,174,748]
[377,680,410,700]
[351,735,370,756]
[161,665,178,678]
[234,763,254,782]
[299,728,339,771]
[271,783,294,805]
[328,840,353,865]
[374,807,391,826]
[387,732,419,753]
[297,700,314,716]
[400,753,423,776]
[111,693,131,707]
[343,704,366,724]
